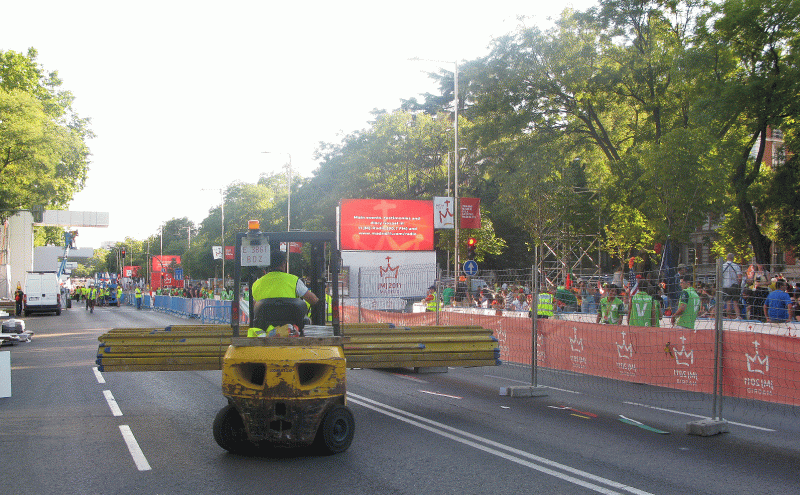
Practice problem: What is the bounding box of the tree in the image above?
[72,248,109,278]
[603,204,655,266]
[182,180,286,280]
[161,217,195,256]
[0,49,93,219]
[300,110,460,232]
[765,150,800,254]
[699,0,800,265]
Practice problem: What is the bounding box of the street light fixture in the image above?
[409,56,461,277]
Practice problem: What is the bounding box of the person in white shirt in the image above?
[721,253,743,319]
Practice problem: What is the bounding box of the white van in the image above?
[24,271,62,316]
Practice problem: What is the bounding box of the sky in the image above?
[3,0,596,249]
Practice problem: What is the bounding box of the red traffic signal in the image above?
[466,237,477,260]
[120,248,126,259]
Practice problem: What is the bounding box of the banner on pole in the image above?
[433,197,455,229]
[460,198,481,229]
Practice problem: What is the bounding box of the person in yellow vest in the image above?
[326,291,333,323]
[135,287,142,310]
[116,286,123,306]
[248,250,319,337]
[423,285,438,312]
[89,286,97,313]
[534,287,554,319]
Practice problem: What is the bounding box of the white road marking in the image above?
[622,401,776,432]
[419,390,462,399]
[349,393,652,495]
[119,425,152,471]
[103,390,123,417]
[93,366,105,384]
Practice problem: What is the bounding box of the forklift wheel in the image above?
[213,404,252,454]
[316,405,355,454]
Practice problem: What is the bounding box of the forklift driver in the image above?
[247,250,319,337]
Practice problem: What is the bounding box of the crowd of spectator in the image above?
[428,267,798,325]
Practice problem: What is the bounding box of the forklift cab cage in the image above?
[231,228,340,337]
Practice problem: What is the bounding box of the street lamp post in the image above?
[410,57,460,278]
[202,188,226,291]
[262,151,292,271]
[454,59,460,281]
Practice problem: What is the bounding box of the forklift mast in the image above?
[231,226,340,337]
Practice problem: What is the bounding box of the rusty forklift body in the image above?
[213,227,353,455]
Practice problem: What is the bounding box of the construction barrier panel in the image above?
[342,306,799,407]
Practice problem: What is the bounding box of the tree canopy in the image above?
[0,48,93,220]
[53,0,800,278]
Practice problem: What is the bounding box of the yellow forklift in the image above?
[212,222,353,454]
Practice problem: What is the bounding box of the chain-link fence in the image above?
[341,259,800,422]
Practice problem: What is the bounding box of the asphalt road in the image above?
[1,305,798,494]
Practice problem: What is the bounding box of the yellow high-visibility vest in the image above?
[537,293,554,317]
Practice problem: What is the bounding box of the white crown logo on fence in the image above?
[616,331,634,359]
[570,327,583,353]
[379,256,400,279]
[745,340,769,374]
[673,335,694,367]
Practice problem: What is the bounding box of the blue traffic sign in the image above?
[463,260,478,276]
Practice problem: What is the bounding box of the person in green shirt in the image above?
[671,275,700,330]
[442,284,455,307]
[627,280,661,327]
[597,284,624,325]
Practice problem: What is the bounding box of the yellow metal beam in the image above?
[96,322,501,372]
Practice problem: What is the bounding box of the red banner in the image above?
[339,199,433,251]
[460,197,481,229]
[151,255,181,273]
[224,246,235,260]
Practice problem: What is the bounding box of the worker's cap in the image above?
[269,249,286,269]
[428,285,436,290]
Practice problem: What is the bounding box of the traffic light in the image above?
[466,237,477,260]
[120,248,126,259]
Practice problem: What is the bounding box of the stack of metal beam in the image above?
[341,324,500,369]
[95,323,501,372]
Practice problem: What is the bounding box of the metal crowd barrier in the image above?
[148,296,248,324]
